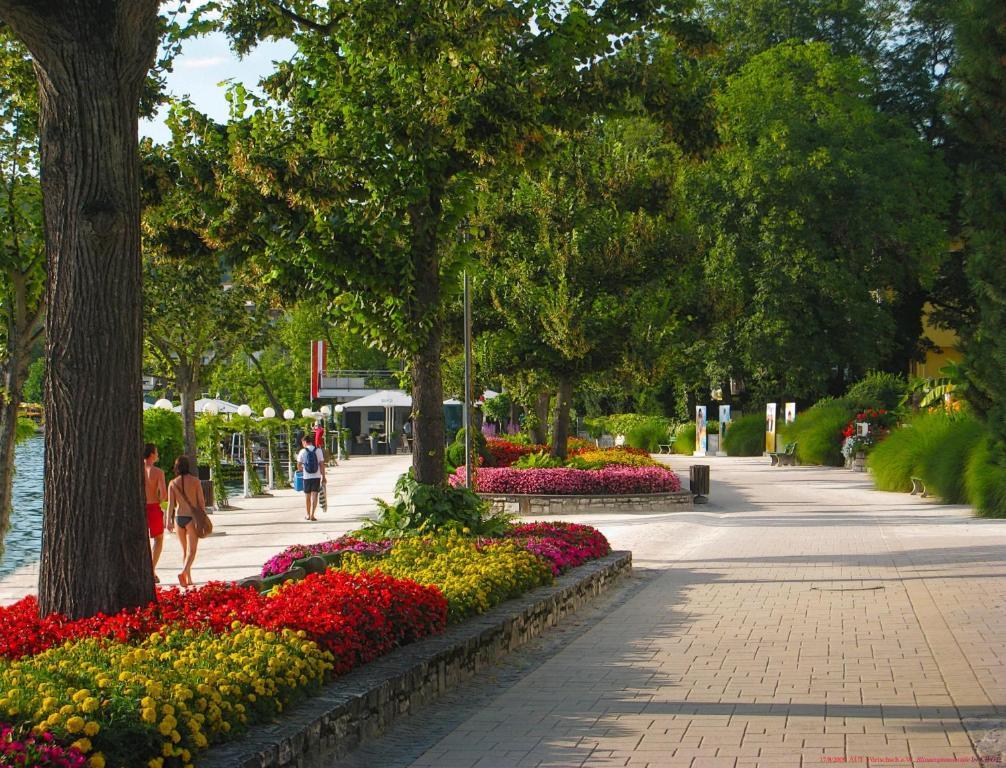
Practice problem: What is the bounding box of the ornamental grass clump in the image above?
[338,533,553,622]
[866,412,955,492]
[722,413,765,456]
[0,625,333,768]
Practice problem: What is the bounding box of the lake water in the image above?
[0,434,254,579]
[1,433,43,578]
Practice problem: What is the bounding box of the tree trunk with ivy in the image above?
[0,0,160,618]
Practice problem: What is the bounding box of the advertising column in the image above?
[694,406,708,457]
[717,404,731,456]
[765,403,777,454]
[784,402,797,425]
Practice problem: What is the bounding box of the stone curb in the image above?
[482,490,694,516]
[200,551,632,768]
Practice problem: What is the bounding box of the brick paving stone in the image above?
[326,457,1006,768]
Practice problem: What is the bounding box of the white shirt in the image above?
[297,446,324,480]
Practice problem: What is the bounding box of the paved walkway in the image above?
[0,454,412,601]
[334,456,1006,768]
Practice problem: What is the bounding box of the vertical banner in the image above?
[718,405,731,455]
[694,405,707,457]
[309,340,327,400]
[765,403,777,454]
[784,402,797,424]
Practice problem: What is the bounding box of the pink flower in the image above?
[450,465,681,494]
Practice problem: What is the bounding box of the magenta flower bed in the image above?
[498,522,611,575]
[0,725,87,767]
[261,536,392,578]
[451,465,681,494]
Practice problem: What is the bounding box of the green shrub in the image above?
[965,437,1006,518]
[673,423,696,454]
[583,416,607,440]
[722,413,764,456]
[626,421,669,452]
[779,398,855,466]
[513,451,564,469]
[446,427,493,471]
[866,412,954,492]
[603,413,671,438]
[359,472,511,538]
[845,371,908,411]
[919,415,984,503]
[143,408,184,481]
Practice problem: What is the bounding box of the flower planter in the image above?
[852,450,867,472]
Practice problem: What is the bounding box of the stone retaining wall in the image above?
[481,490,694,516]
[201,552,632,768]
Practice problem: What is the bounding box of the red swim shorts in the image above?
[146,503,164,538]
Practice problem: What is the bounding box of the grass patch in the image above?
[723,413,764,456]
[919,415,984,503]
[627,420,670,452]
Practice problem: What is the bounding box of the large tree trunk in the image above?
[532,390,550,445]
[177,367,199,475]
[550,378,573,460]
[408,199,445,485]
[0,273,42,557]
[1,1,160,618]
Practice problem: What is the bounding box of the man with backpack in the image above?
[297,434,326,521]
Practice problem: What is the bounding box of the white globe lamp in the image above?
[334,404,344,415]
[301,408,313,418]
[320,404,332,416]
[237,404,252,418]
[203,401,219,416]
[154,398,173,410]
[283,409,295,420]
[262,407,276,419]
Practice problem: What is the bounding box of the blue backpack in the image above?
[303,446,319,474]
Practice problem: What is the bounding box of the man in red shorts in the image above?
[144,443,168,582]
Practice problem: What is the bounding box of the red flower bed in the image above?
[452,464,681,494]
[0,575,446,669]
[485,438,544,467]
[248,570,446,674]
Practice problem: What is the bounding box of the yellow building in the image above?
[911,304,962,379]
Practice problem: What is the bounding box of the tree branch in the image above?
[267,0,339,35]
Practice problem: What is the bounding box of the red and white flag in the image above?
[310,340,327,400]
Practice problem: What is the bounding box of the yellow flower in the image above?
[88,754,106,768]
[71,738,92,753]
[84,721,100,737]
[148,759,164,768]
[66,715,85,733]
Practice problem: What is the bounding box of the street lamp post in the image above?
[320,404,332,456]
[237,404,253,498]
[334,404,344,461]
[263,406,276,490]
[283,409,295,483]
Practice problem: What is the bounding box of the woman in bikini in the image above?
[167,455,205,587]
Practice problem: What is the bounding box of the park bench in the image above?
[769,442,797,466]
[910,476,929,498]
[657,443,673,454]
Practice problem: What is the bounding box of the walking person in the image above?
[143,444,168,583]
[167,455,206,587]
[297,434,326,521]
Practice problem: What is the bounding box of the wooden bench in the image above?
[657,443,673,454]
[910,476,928,498]
[769,442,797,466]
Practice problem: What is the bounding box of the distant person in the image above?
[297,434,326,521]
[313,419,326,455]
[143,444,167,583]
[167,455,206,587]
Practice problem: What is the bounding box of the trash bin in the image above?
[200,480,215,510]
[689,464,710,503]
[293,470,304,492]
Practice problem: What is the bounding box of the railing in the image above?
[320,369,402,390]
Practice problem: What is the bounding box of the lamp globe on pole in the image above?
[262,407,276,419]
[237,404,253,497]
[282,409,295,482]
[154,398,173,410]
[262,407,277,488]
[333,404,345,462]
[301,408,313,419]
[204,401,219,416]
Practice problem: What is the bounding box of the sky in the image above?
[140,31,296,144]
